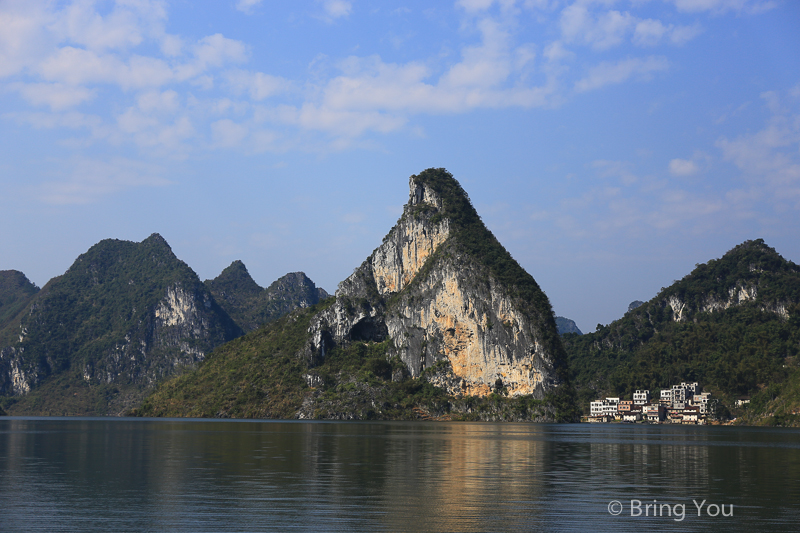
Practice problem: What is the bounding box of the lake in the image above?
[1,418,799,532]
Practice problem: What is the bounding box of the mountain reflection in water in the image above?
[1,418,799,532]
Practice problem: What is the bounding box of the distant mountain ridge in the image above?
[0,270,39,328]
[205,261,329,333]
[555,317,582,335]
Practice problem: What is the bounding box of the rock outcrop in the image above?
[303,168,569,399]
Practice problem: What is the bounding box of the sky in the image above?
[1,0,799,333]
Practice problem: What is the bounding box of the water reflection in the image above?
[1,419,799,532]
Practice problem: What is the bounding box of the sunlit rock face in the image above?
[304,170,565,399]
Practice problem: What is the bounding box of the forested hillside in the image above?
[564,240,800,425]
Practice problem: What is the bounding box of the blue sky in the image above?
[1,0,798,333]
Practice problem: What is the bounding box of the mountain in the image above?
[205,262,329,332]
[556,316,582,335]
[0,234,242,415]
[628,300,644,313]
[563,239,800,425]
[136,168,576,421]
[0,271,39,329]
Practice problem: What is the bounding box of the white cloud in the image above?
[593,160,638,185]
[318,0,353,22]
[14,82,96,110]
[633,19,670,47]
[2,0,765,154]
[458,0,497,12]
[560,4,635,50]
[0,1,55,77]
[668,0,778,15]
[236,0,264,14]
[7,110,112,142]
[669,158,699,176]
[225,69,290,100]
[38,46,175,89]
[38,157,171,205]
[211,118,248,148]
[716,91,800,206]
[575,56,669,92]
[306,16,554,125]
[137,90,180,114]
[669,23,703,45]
[457,0,519,12]
[440,19,512,89]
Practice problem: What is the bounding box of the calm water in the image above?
[1,418,799,532]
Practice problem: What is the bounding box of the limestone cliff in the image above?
[304,168,569,399]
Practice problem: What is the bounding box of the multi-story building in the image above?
[590,398,620,418]
[682,406,701,424]
[646,406,666,423]
[633,390,651,405]
[660,389,673,405]
[623,408,643,422]
[588,385,711,424]
[671,384,687,406]
[693,392,712,413]
[590,400,605,417]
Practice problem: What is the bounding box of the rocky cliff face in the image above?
[304,169,568,399]
[0,234,241,413]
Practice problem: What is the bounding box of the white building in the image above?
[590,397,620,417]
[660,389,673,404]
[633,390,651,405]
[623,411,642,422]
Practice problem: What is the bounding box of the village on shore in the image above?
[585,382,719,424]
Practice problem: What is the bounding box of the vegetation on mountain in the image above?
[564,239,800,425]
[134,299,563,421]
[0,270,39,329]
[0,234,241,415]
[134,301,329,419]
[205,262,328,332]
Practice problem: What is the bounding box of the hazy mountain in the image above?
[0,270,39,329]
[205,262,329,333]
[556,317,582,335]
[627,300,644,313]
